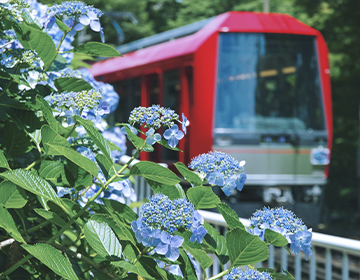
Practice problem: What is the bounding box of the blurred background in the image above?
[41,0,360,238]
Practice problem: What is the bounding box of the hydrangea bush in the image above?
[0,0,311,279]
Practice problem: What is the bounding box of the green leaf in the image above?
[0,204,26,243]
[226,228,269,267]
[0,169,61,204]
[4,121,33,156]
[38,160,69,186]
[102,198,138,222]
[91,214,136,244]
[96,154,112,180]
[65,160,93,189]
[178,249,198,280]
[22,243,79,280]
[174,162,202,186]
[34,208,67,227]
[36,95,58,132]
[180,232,212,270]
[130,161,180,185]
[0,150,10,170]
[0,181,28,209]
[147,180,185,199]
[158,139,182,151]
[54,77,93,93]
[13,21,57,68]
[265,229,289,247]
[21,9,42,29]
[112,259,161,280]
[74,116,113,163]
[84,219,122,261]
[124,125,151,151]
[55,17,70,32]
[216,202,245,230]
[186,187,220,209]
[69,42,122,57]
[203,222,229,265]
[48,54,67,72]
[41,125,70,154]
[47,143,99,177]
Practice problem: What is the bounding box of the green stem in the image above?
[25,158,42,171]
[24,220,51,234]
[207,268,231,280]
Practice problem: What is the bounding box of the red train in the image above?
[91,11,332,222]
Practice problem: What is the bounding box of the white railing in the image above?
[120,157,360,280]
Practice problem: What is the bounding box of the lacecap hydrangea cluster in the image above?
[131,194,207,261]
[125,105,189,148]
[189,151,247,196]
[249,207,312,260]
[224,268,272,280]
[45,1,104,41]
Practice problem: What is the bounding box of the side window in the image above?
[162,69,180,162]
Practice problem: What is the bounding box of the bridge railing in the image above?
[120,156,360,280]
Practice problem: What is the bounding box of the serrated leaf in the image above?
[102,198,138,222]
[226,228,269,267]
[96,154,112,180]
[13,21,57,68]
[47,143,99,177]
[48,54,67,72]
[124,125,148,151]
[36,95,58,132]
[0,150,10,170]
[74,116,112,163]
[4,121,33,156]
[54,77,93,93]
[84,219,122,261]
[22,243,78,280]
[130,161,180,185]
[0,181,28,209]
[69,42,122,57]
[186,187,220,209]
[203,222,229,265]
[21,9,42,29]
[34,208,67,227]
[178,249,198,280]
[55,17,70,32]
[174,162,202,186]
[38,160,69,185]
[91,214,136,244]
[265,229,289,247]
[216,202,245,230]
[41,125,70,154]
[147,179,185,199]
[180,232,212,270]
[158,139,182,151]
[0,169,61,204]
[112,259,160,280]
[0,204,26,243]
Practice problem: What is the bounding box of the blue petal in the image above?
[168,136,178,148]
[166,246,180,261]
[170,235,184,248]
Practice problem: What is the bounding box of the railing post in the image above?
[268,245,275,269]
[342,252,349,280]
[281,247,288,271]
[309,246,316,280]
[294,252,301,280]
[325,248,332,280]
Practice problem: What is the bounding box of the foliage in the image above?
[0,0,313,279]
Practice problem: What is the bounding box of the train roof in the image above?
[90,11,321,77]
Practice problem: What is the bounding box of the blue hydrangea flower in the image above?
[163,124,184,148]
[249,207,312,259]
[181,113,189,134]
[189,151,246,195]
[146,127,161,145]
[224,268,272,280]
[79,10,101,32]
[190,225,207,243]
[154,231,184,261]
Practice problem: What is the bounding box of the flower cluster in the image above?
[125,105,188,148]
[45,1,103,40]
[131,194,207,261]
[0,0,30,22]
[0,49,44,70]
[189,151,247,196]
[249,207,312,260]
[224,268,272,280]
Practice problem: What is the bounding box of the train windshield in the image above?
[214,33,325,134]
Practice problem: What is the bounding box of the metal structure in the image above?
[92,12,333,225]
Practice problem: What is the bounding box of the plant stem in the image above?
[207,268,231,280]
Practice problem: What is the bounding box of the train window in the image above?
[112,77,141,124]
[215,33,325,134]
[162,69,180,162]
